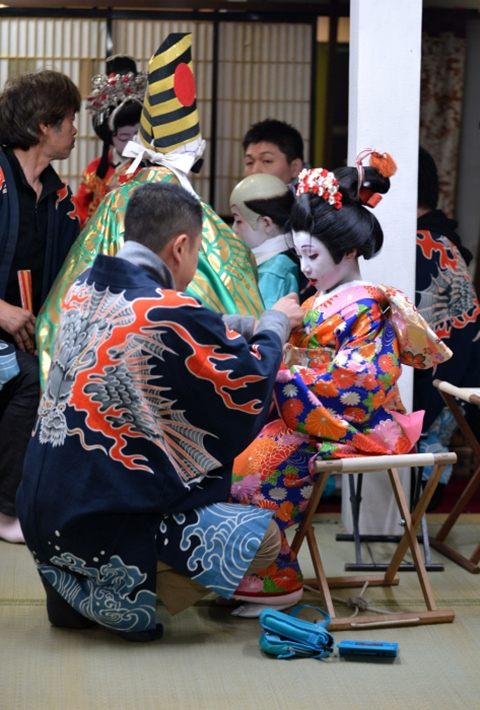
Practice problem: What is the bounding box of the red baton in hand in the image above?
[17,270,33,312]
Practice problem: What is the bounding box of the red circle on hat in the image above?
[174,63,196,107]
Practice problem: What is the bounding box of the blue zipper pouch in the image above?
[259,605,335,660]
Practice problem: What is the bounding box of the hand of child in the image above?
[270,293,303,330]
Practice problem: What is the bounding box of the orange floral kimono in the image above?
[230,282,451,599]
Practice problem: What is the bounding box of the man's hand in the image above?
[270,293,303,331]
[0,300,36,353]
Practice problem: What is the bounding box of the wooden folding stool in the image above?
[291,452,457,631]
[429,380,480,573]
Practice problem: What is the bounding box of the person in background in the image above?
[0,69,81,542]
[242,118,313,302]
[415,146,480,509]
[242,118,304,190]
[230,173,299,309]
[73,55,147,227]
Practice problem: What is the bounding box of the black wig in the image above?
[290,166,391,264]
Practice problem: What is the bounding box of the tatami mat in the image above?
[2,515,480,710]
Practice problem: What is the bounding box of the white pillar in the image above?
[342,0,423,535]
[456,18,480,267]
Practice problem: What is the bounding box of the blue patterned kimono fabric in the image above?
[17,253,282,632]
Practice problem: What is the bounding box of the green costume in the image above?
[36,165,264,388]
[37,33,264,386]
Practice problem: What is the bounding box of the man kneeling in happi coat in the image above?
[17,182,303,641]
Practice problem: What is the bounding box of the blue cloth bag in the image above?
[259,604,335,659]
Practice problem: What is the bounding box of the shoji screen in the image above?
[0,15,313,212]
[0,16,107,193]
[215,21,312,216]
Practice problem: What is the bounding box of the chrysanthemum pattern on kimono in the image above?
[230,282,452,599]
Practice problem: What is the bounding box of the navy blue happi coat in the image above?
[17,247,284,633]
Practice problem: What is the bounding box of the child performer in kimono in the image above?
[230,173,300,309]
[226,151,452,617]
[73,56,146,228]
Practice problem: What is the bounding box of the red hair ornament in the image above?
[355,149,397,207]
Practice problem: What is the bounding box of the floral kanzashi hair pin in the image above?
[86,71,147,118]
[296,168,343,209]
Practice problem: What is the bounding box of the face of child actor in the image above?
[112,123,140,156]
[293,231,358,293]
[231,205,268,250]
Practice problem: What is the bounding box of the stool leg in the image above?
[291,472,329,555]
[384,465,441,611]
[349,473,363,565]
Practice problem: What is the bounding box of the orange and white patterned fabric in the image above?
[231,281,451,599]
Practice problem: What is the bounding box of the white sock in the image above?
[230,587,304,618]
[0,513,25,544]
[231,601,297,618]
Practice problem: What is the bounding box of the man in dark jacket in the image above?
[0,70,81,541]
[415,146,480,507]
[17,182,301,641]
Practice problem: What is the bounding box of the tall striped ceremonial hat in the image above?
[139,33,201,154]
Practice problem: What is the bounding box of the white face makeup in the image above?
[231,205,266,249]
[292,231,358,293]
[112,123,140,156]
